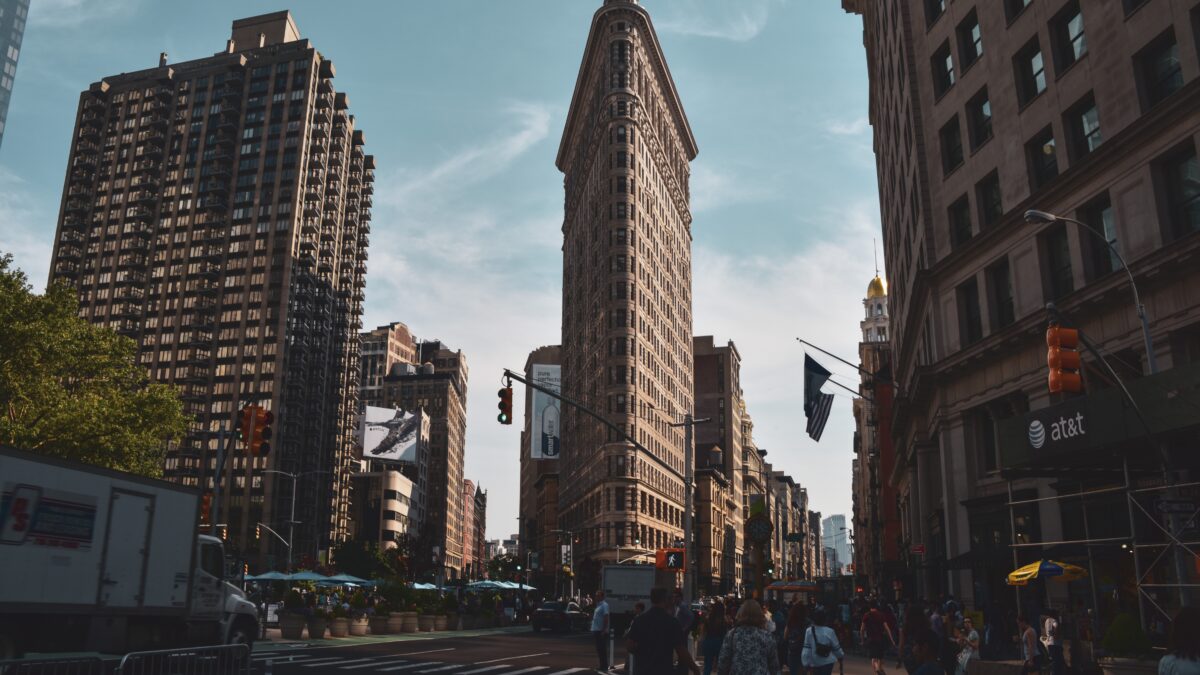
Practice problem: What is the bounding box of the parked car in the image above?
[531,601,590,632]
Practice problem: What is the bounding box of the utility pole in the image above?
[670,414,710,605]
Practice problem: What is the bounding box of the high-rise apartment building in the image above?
[557,0,698,575]
[0,0,27,151]
[381,340,468,579]
[360,321,417,408]
[822,514,850,575]
[47,11,373,567]
[845,0,1200,609]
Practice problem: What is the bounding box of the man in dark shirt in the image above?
[911,628,946,675]
[626,587,700,675]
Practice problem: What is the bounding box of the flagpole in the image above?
[795,337,901,394]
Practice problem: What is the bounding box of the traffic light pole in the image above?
[669,414,711,605]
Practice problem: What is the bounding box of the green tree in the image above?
[487,552,520,580]
[0,254,188,476]
[330,539,389,580]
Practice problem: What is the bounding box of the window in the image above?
[1015,39,1047,105]
[940,116,964,175]
[1026,127,1059,190]
[957,277,983,346]
[1051,2,1087,72]
[1137,31,1183,108]
[931,41,955,97]
[1163,147,1200,239]
[1065,94,1102,162]
[957,10,983,69]
[967,87,993,149]
[949,195,973,249]
[968,408,999,473]
[1005,0,1032,22]
[925,0,945,26]
[1123,0,1148,16]
[987,257,1015,329]
[976,171,1003,227]
[1079,193,1118,280]
[1041,223,1074,300]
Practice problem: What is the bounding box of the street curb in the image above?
[253,626,531,653]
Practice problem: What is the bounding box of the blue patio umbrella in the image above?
[288,570,329,582]
[326,573,370,585]
[467,580,505,590]
[248,571,289,581]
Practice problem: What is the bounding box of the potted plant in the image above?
[328,605,350,638]
[435,593,457,631]
[1099,613,1156,675]
[306,606,329,640]
[418,591,438,632]
[348,591,370,636]
[279,590,307,640]
[369,600,391,635]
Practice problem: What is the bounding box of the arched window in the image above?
[617,126,626,142]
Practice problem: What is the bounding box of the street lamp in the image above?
[262,469,329,572]
[1022,209,1158,372]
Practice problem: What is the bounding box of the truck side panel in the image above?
[0,450,196,614]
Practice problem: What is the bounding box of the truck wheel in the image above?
[227,619,257,650]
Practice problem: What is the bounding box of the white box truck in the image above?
[0,447,259,657]
[601,565,677,633]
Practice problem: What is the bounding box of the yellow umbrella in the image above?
[1007,559,1088,586]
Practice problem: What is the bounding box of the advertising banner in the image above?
[530,364,561,459]
[361,406,424,463]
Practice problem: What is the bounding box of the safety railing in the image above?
[116,644,250,675]
[0,657,107,675]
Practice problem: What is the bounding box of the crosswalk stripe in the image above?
[502,668,549,675]
[416,665,465,673]
[307,656,378,668]
[378,663,439,673]
[474,653,550,665]
[277,657,345,667]
[253,653,321,662]
[392,649,456,657]
[456,666,512,675]
[545,669,590,675]
[342,659,412,670]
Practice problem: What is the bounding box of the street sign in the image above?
[1155,499,1198,515]
[911,544,926,555]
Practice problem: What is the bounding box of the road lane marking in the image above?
[473,653,551,665]
[457,666,514,675]
[306,657,379,667]
[545,669,590,675]
[254,654,323,662]
[502,668,550,675]
[377,663,439,672]
[416,665,466,673]
[279,657,345,666]
[392,648,455,657]
[341,659,413,670]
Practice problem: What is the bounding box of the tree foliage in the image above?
[0,254,189,476]
[487,552,520,580]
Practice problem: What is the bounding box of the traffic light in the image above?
[218,525,227,541]
[236,405,256,450]
[200,494,212,524]
[1046,324,1083,393]
[251,407,274,456]
[656,548,686,571]
[255,524,261,540]
[497,387,513,425]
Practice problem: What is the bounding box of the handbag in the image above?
[811,626,833,658]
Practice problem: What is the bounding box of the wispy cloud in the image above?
[693,199,881,519]
[28,0,141,29]
[657,0,779,42]
[826,116,870,136]
[689,163,776,213]
[0,167,54,291]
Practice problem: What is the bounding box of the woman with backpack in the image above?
[785,603,810,674]
[802,608,846,675]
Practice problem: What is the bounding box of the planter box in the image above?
[418,614,435,632]
[400,611,419,633]
[329,617,350,638]
[306,617,328,640]
[387,612,405,633]
[349,616,369,636]
[434,615,448,631]
[1100,657,1157,675]
[369,615,390,635]
[279,613,306,640]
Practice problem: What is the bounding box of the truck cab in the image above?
[192,535,258,647]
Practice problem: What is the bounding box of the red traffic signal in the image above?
[251,407,273,456]
[200,494,212,524]
[497,387,513,425]
[236,405,256,448]
[1046,324,1083,393]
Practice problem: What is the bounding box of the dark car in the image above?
[531,601,590,633]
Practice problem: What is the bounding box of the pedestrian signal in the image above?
[656,548,685,571]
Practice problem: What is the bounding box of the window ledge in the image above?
[968,134,994,158]
[1017,90,1046,113]
[943,160,965,179]
[960,55,982,77]
[933,84,956,104]
[1054,52,1088,82]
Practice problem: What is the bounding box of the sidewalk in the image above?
[254,624,530,652]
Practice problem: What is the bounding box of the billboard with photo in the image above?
[361,406,425,463]
[530,364,561,459]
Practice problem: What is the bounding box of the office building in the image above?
[0,0,28,151]
[518,345,563,590]
[360,322,417,408]
[47,11,373,567]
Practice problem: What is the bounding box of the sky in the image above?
[0,0,883,545]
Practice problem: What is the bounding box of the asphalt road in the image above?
[251,629,627,675]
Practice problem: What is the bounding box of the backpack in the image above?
[810,626,833,658]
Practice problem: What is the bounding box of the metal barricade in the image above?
[0,657,108,675]
[116,644,250,675]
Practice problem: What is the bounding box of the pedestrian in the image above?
[911,629,946,675]
[1042,610,1062,675]
[588,590,611,671]
[801,608,845,675]
[626,587,701,675]
[955,616,980,675]
[675,588,696,634]
[1017,614,1041,675]
[1160,606,1200,675]
[899,603,930,675]
[701,600,729,675]
[716,599,781,675]
[862,601,896,675]
[785,603,809,675]
[771,601,789,666]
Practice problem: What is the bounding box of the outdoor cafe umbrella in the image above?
[467,580,505,590]
[247,571,289,581]
[1006,559,1088,586]
[288,570,330,582]
[325,573,370,585]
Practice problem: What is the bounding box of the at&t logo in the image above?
[1028,420,1046,449]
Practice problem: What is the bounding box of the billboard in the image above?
[361,406,426,463]
[530,364,561,459]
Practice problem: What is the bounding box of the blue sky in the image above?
[0,0,883,545]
